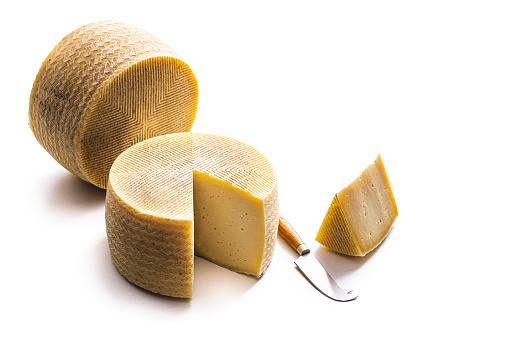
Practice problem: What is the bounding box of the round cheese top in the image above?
[109,132,277,220]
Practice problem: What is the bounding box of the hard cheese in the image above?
[106,133,279,297]
[29,21,198,188]
[315,155,398,256]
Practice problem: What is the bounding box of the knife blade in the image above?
[278,215,358,301]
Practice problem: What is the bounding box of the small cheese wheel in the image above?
[316,155,398,256]
[106,133,279,298]
[29,21,198,188]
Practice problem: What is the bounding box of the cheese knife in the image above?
[278,215,358,301]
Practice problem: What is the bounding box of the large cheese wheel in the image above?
[105,133,279,298]
[29,21,198,188]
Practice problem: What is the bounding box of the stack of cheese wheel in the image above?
[106,133,279,297]
[29,21,198,188]
[29,22,279,298]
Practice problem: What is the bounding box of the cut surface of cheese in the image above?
[105,133,279,297]
[193,171,266,275]
[29,21,198,188]
[315,155,398,256]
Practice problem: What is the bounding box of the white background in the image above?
[2,1,508,337]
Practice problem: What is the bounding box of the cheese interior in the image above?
[106,133,278,297]
[193,171,265,276]
[316,155,398,256]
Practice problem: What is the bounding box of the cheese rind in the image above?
[106,133,279,297]
[315,155,398,256]
[29,21,198,188]
[106,185,194,298]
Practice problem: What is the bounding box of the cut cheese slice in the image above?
[105,133,279,298]
[315,155,398,256]
[29,21,198,188]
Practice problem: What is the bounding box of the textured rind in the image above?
[260,185,279,275]
[29,21,198,188]
[106,133,279,297]
[106,183,194,297]
[315,195,362,256]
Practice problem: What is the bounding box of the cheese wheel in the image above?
[105,133,279,298]
[315,155,398,256]
[29,21,198,188]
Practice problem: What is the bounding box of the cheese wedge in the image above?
[29,21,198,188]
[315,155,398,256]
[105,133,279,297]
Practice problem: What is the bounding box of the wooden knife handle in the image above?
[278,214,310,255]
